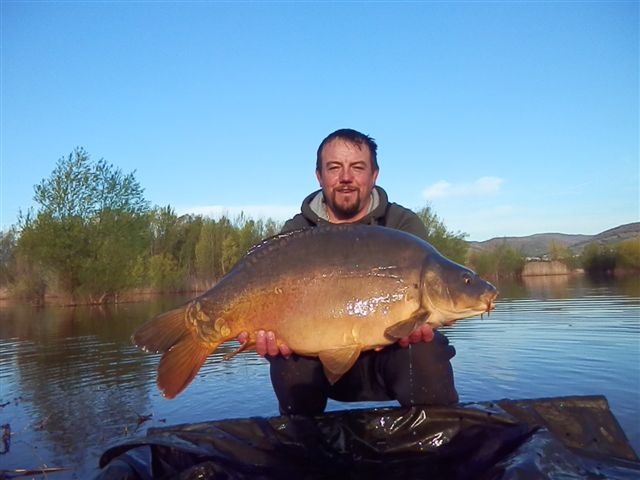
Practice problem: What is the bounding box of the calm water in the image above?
[0,275,639,478]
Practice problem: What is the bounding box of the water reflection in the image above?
[1,279,639,478]
[0,296,190,478]
[520,273,572,298]
[493,273,640,300]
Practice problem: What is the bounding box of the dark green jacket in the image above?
[282,186,428,241]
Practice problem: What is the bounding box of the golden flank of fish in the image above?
[133,224,498,399]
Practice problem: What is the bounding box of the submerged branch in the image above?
[0,467,67,479]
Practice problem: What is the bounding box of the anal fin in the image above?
[319,346,362,385]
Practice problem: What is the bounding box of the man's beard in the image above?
[329,189,361,219]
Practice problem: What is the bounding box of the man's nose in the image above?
[339,169,354,182]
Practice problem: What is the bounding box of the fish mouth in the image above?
[482,291,499,318]
[425,289,498,327]
[430,304,493,326]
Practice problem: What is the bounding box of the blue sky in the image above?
[1,1,638,241]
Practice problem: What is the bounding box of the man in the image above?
[241,128,458,415]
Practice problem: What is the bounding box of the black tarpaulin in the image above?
[96,395,640,479]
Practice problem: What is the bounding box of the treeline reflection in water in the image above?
[0,275,638,478]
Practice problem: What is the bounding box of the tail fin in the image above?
[157,336,219,399]
[132,306,220,399]
[132,307,188,353]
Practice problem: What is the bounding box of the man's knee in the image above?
[269,355,329,415]
[381,332,458,406]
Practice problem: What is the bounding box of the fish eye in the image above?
[463,274,472,285]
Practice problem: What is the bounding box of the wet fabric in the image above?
[95,395,640,480]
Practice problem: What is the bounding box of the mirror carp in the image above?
[133,224,497,399]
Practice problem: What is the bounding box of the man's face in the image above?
[316,139,379,222]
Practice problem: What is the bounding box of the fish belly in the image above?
[264,273,422,355]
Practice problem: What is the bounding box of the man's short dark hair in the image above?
[316,128,379,172]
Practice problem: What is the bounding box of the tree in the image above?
[580,242,616,275]
[175,214,203,279]
[17,148,150,303]
[615,239,640,271]
[548,240,578,268]
[34,148,147,219]
[195,218,222,281]
[147,253,185,291]
[468,242,526,278]
[0,229,17,287]
[415,205,468,264]
[149,206,181,257]
[148,207,203,283]
[221,233,241,275]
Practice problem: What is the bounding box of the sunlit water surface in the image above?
[0,275,638,478]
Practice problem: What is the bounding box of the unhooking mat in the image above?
[95,395,640,479]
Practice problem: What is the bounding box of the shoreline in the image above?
[0,287,206,308]
[2,268,637,308]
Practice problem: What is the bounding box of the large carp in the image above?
[133,224,497,399]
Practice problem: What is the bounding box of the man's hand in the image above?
[239,324,433,357]
[397,323,435,348]
[237,330,292,358]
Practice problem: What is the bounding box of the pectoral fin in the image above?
[223,337,253,361]
[384,311,428,340]
[318,346,362,385]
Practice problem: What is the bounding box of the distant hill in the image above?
[568,223,640,253]
[469,222,640,258]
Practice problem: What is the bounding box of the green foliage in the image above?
[16,149,150,303]
[415,205,468,264]
[78,211,151,300]
[575,239,640,275]
[580,242,617,275]
[195,218,223,280]
[147,254,186,291]
[548,240,570,261]
[221,232,241,275]
[34,147,148,218]
[615,238,640,270]
[0,229,17,287]
[149,206,203,279]
[9,150,487,302]
[9,263,46,303]
[7,241,47,303]
[548,240,579,269]
[18,213,91,294]
[468,242,526,278]
[194,214,283,281]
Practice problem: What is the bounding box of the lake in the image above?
[1,274,639,478]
